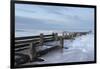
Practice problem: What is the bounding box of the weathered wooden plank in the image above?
[15,35,40,40]
[15,39,40,44]
[15,34,53,40]
[15,47,29,52]
[15,43,29,48]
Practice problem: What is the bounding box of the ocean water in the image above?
[27,33,95,64]
[15,4,94,37]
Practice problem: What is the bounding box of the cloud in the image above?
[15,4,94,32]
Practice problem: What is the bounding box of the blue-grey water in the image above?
[15,4,94,37]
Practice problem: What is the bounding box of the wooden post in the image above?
[40,33,44,46]
[60,36,64,48]
[29,42,37,61]
[71,32,74,38]
[62,32,65,39]
[52,33,58,41]
[55,33,58,41]
[66,32,68,39]
[52,32,55,40]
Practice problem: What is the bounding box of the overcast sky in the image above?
[15,3,94,34]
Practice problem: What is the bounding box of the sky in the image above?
[15,3,94,37]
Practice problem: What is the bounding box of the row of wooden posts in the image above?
[30,33,64,61]
[15,31,90,62]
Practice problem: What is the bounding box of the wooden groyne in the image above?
[14,31,90,66]
[15,33,59,51]
[15,33,61,66]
